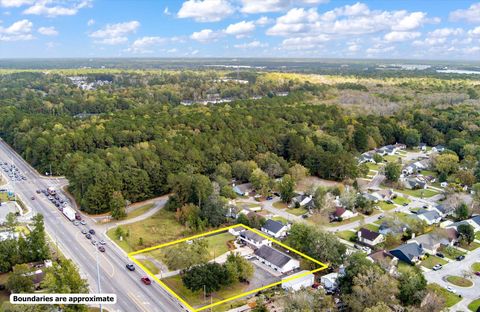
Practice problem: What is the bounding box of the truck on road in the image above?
[47,187,56,196]
[62,206,76,221]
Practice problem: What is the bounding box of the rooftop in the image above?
[254,245,293,268]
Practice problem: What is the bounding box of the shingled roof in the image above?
[254,245,292,268]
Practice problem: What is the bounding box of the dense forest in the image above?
[0,70,479,214]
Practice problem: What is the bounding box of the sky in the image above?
[0,0,479,59]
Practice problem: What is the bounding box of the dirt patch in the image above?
[296,176,339,193]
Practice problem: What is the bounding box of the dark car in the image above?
[36,190,41,194]
[266,196,273,200]
[402,203,408,206]
[456,255,465,261]
[75,213,81,221]
[85,233,92,239]
[88,229,95,235]
[98,246,105,252]
[386,200,394,204]
[474,272,480,277]
[436,252,445,258]
[126,264,135,271]
[141,277,152,285]
[31,196,35,200]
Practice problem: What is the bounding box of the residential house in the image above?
[239,230,271,249]
[394,143,407,150]
[440,182,448,188]
[377,144,400,156]
[232,183,253,196]
[254,245,300,273]
[357,228,385,247]
[291,194,313,208]
[372,189,395,201]
[379,220,408,236]
[282,270,315,291]
[432,145,445,153]
[362,193,379,203]
[408,228,458,254]
[261,219,289,238]
[418,143,427,151]
[358,151,375,164]
[403,176,427,190]
[450,216,480,232]
[432,204,454,217]
[402,164,418,175]
[229,226,245,236]
[367,250,398,275]
[390,242,424,265]
[331,207,357,221]
[415,209,442,225]
[320,272,339,292]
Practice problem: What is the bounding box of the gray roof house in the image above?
[403,177,427,189]
[390,242,424,264]
[416,209,442,225]
[261,219,288,238]
[254,245,300,273]
[239,230,271,249]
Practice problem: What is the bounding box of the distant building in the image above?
[254,245,299,273]
[232,183,253,196]
[390,242,424,265]
[357,228,385,247]
[331,207,357,221]
[415,209,442,225]
[239,230,271,249]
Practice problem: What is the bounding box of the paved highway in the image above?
[0,138,185,312]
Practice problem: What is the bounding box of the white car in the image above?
[446,286,456,294]
[432,264,442,271]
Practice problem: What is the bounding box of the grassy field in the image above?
[472,263,480,272]
[125,203,155,220]
[357,223,380,232]
[427,283,462,307]
[272,202,288,209]
[439,246,466,260]
[271,216,288,224]
[393,196,410,205]
[446,275,473,287]
[384,155,402,163]
[162,275,250,308]
[460,241,480,251]
[399,188,439,198]
[378,201,396,211]
[336,230,356,241]
[469,298,480,312]
[327,214,364,227]
[420,170,438,177]
[138,259,160,274]
[366,163,380,170]
[420,255,447,269]
[286,207,307,216]
[106,209,190,253]
[204,232,235,259]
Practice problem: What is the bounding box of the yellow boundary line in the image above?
[128,224,328,312]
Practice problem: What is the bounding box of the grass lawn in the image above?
[420,255,448,269]
[236,202,261,209]
[393,196,410,205]
[469,298,480,312]
[106,209,190,253]
[271,216,288,224]
[378,201,396,211]
[357,223,380,232]
[399,188,439,198]
[384,155,402,163]
[476,232,480,241]
[272,201,287,209]
[420,170,438,177]
[446,276,473,287]
[203,232,235,259]
[439,246,466,260]
[286,207,307,216]
[162,275,249,308]
[366,163,380,170]
[336,230,356,241]
[460,241,480,251]
[472,263,480,272]
[125,203,155,220]
[327,214,364,227]
[427,283,462,307]
[137,259,160,275]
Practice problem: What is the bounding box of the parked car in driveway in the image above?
[435,252,445,258]
[141,277,151,285]
[456,255,465,261]
[432,264,442,271]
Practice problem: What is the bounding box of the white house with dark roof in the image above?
[261,219,288,238]
[357,228,384,246]
[239,230,271,249]
[254,245,299,273]
[415,209,442,225]
[229,226,245,236]
[281,270,314,291]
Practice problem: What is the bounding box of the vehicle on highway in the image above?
[141,277,152,285]
[75,213,81,221]
[85,234,92,239]
[31,196,35,200]
[62,206,76,221]
[98,246,105,252]
[80,220,86,225]
[99,240,106,245]
[456,255,465,261]
[81,229,87,235]
[446,286,456,294]
[474,272,480,277]
[126,264,135,271]
[36,190,41,194]
[73,221,80,226]
[92,240,96,245]
[436,252,445,258]
[432,264,442,271]
[89,229,95,235]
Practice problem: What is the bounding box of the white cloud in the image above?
[177,0,234,22]
[384,31,420,42]
[190,28,220,43]
[255,16,272,26]
[234,40,268,48]
[0,19,34,41]
[164,6,171,15]
[87,19,95,26]
[23,0,92,17]
[429,28,463,38]
[240,0,328,14]
[267,8,319,36]
[224,21,255,38]
[366,44,394,54]
[90,21,140,45]
[450,3,480,24]
[281,35,329,50]
[38,26,58,36]
[0,0,32,7]
[347,43,359,52]
[127,36,166,53]
[468,26,480,37]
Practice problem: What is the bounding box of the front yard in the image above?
[472,262,480,272]
[392,196,410,205]
[438,246,466,260]
[378,201,395,211]
[420,255,447,269]
[459,241,480,251]
[336,230,356,241]
[399,188,439,198]
[476,232,480,241]
[427,283,462,307]
[286,207,307,216]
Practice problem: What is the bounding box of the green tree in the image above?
[455,202,470,221]
[403,128,421,147]
[182,262,229,294]
[231,160,258,182]
[6,264,34,293]
[373,153,383,163]
[110,191,126,220]
[28,214,49,262]
[397,266,427,305]
[434,153,459,177]
[283,288,334,312]
[278,174,295,203]
[5,212,18,232]
[250,168,270,196]
[164,240,209,270]
[312,187,327,210]
[457,223,475,245]
[384,162,401,182]
[288,163,309,182]
[353,126,369,152]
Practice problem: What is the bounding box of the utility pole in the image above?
[95,245,103,312]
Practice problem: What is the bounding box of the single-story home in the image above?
[403,177,427,190]
[367,250,398,275]
[239,230,271,249]
[372,189,395,201]
[320,272,339,291]
[331,207,357,221]
[254,245,300,274]
[432,145,445,153]
[232,183,253,196]
[449,216,480,232]
[408,228,458,254]
[281,270,315,291]
[358,151,375,164]
[261,219,289,238]
[418,143,427,151]
[362,193,379,203]
[229,226,245,236]
[291,194,313,208]
[357,228,385,247]
[379,220,408,236]
[432,204,454,217]
[390,242,424,265]
[415,209,442,225]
